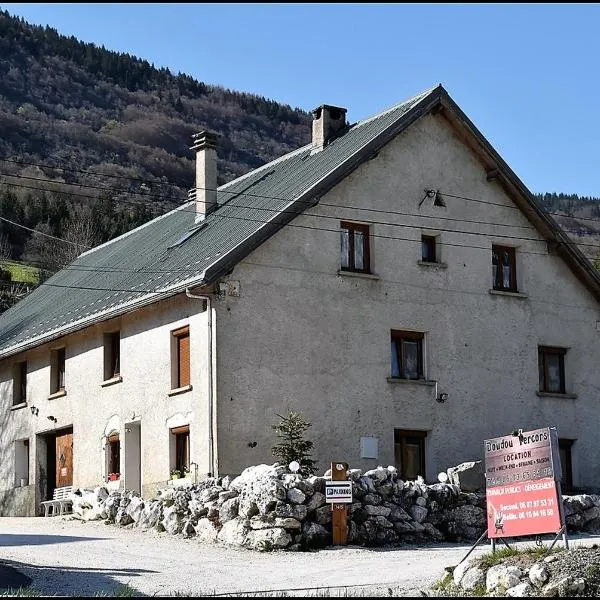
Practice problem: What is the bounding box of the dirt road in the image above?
[0,517,596,596]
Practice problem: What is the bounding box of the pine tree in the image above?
[271,411,316,476]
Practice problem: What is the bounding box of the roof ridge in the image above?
[356,84,441,127]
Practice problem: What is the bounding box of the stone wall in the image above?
[70,464,600,551]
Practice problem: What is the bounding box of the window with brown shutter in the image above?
[172,326,190,389]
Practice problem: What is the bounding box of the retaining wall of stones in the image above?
[70,463,600,551]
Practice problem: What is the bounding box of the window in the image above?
[538,346,566,394]
[106,432,120,480]
[391,330,424,380]
[50,347,66,394]
[171,425,190,475]
[394,429,426,480]
[171,326,190,389]
[13,361,27,405]
[421,235,437,263]
[104,331,121,381]
[558,438,574,492]
[492,245,517,292]
[340,221,370,273]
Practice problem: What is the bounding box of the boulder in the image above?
[125,496,144,523]
[137,500,162,529]
[287,488,306,505]
[410,505,428,523]
[447,461,485,492]
[461,567,486,591]
[314,505,331,525]
[217,517,250,546]
[274,501,307,521]
[161,504,186,535]
[244,528,292,550]
[364,467,389,483]
[506,582,533,597]
[219,497,239,523]
[306,491,326,513]
[194,518,219,543]
[486,565,523,593]
[528,563,549,588]
[364,504,391,517]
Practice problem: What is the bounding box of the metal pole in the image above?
[456,529,488,568]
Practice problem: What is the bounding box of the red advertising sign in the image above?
[484,427,563,538]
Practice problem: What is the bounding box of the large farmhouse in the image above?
[1,85,599,516]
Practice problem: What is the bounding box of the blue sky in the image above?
[4,3,600,197]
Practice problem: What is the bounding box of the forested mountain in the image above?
[0,8,310,274]
[0,9,598,311]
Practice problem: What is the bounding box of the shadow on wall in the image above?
[0,557,153,596]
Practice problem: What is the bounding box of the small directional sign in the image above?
[325,480,353,503]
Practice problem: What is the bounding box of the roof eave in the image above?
[437,89,600,304]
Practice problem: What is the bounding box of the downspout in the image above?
[185,288,216,477]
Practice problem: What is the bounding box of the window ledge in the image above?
[387,378,436,387]
[536,392,577,399]
[488,289,528,299]
[101,375,123,388]
[10,402,27,411]
[48,389,67,400]
[337,270,380,280]
[417,261,447,269]
[168,384,193,397]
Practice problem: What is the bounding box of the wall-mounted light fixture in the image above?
[247,441,257,448]
[30,406,39,416]
[418,188,446,209]
[436,392,449,403]
[47,415,57,423]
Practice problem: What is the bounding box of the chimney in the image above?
[190,131,218,222]
[311,104,347,153]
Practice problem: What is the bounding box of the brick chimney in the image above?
[311,104,347,154]
[190,131,218,222]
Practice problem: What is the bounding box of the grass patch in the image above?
[431,573,453,592]
[475,543,561,570]
[1,260,39,284]
[0,589,43,597]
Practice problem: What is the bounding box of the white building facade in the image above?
[1,86,598,516]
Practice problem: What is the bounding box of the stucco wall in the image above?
[0,293,212,514]
[213,113,600,488]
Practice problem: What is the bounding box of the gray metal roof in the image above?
[0,87,437,357]
[1,83,598,359]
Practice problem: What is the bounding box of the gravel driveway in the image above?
[1,517,598,597]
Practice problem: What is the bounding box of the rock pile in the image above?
[69,464,600,551]
[433,547,600,597]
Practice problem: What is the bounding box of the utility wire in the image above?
[0,215,87,247]
[2,175,600,251]
[3,156,600,226]
[1,156,187,189]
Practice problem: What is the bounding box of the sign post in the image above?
[326,461,350,545]
[484,427,566,550]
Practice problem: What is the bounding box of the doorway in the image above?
[124,421,141,494]
[37,427,73,502]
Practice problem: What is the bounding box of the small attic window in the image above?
[168,221,208,250]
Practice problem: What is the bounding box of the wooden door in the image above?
[56,430,73,487]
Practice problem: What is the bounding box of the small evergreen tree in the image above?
[271,411,316,476]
